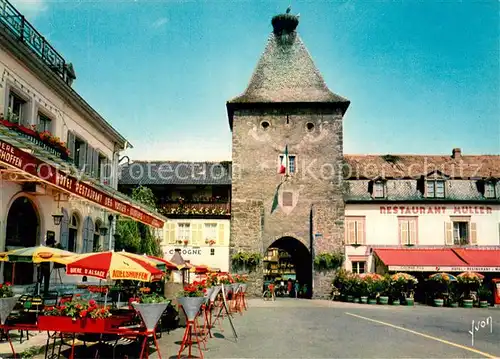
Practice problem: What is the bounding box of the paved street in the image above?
[26,299,500,358]
[160,299,499,359]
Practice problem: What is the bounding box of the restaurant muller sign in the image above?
[0,140,164,228]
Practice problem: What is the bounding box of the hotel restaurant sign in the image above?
[0,140,164,228]
[389,265,500,272]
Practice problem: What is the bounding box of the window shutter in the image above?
[401,221,409,245]
[102,230,109,251]
[470,222,477,245]
[87,217,94,252]
[92,150,99,178]
[59,208,69,250]
[67,131,76,161]
[445,222,453,245]
[409,220,417,245]
[357,220,365,245]
[82,218,88,253]
[78,142,87,171]
[85,144,93,175]
[218,223,225,245]
[347,220,355,245]
[168,223,176,244]
[192,223,202,246]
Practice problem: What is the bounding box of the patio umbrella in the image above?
[457,271,484,280]
[358,273,384,281]
[118,250,168,271]
[146,255,178,270]
[65,251,164,282]
[390,273,418,282]
[429,272,457,282]
[0,245,74,264]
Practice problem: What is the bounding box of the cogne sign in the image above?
[380,205,493,215]
[0,140,164,228]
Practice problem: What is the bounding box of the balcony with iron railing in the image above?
[0,0,75,84]
[158,198,231,218]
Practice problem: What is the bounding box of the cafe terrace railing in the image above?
[0,0,73,82]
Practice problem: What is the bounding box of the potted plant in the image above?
[0,282,18,325]
[177,282,206,321]
[457,273,482,308]
[390,273,418,306]
[313,252,344,273]
[183,240,189,246]
[132,293,170,331]
[359,279,369,304]
[377,276,390,305]
[448,282,460,308]
[477,286,492,308]
[365,278,378,304]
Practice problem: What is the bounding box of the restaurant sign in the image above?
[380,205,494,215]
[389,265,500,272]
[0,140,164,228]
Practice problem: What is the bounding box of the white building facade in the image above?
[163,218,230,273]
[343,150,500,276]
[0,0,165,285]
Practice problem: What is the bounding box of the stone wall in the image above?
[230,107,345,298]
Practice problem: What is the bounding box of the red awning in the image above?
[453,249,500,269]
[0,139,164,228]
[374,248,468,272]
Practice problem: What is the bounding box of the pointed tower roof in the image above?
[227,11,350,129]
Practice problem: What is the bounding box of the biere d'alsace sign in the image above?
[0,140,164,228]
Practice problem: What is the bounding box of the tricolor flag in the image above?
[279,145,288,175]
[270,182,283,214]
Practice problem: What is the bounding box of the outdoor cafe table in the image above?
[0,314,163,359]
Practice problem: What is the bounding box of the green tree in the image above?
[115,185,162,256]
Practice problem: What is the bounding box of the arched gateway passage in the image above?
[5,196,39,284]
[263,237,312,299]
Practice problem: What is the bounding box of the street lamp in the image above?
[52,212,64,226]
[99,225,109,236]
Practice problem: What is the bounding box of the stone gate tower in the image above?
[226,11,350,298]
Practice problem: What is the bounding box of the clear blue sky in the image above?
[14,0,500,160]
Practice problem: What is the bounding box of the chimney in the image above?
[452,148,462,159]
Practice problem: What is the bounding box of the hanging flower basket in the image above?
[132,302,169,331]
[0,296,19,325]
[177,297,204,321]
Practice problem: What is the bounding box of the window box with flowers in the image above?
[0,112,70,160]
[39,298,123,332]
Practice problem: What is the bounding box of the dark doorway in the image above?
[5,196,39,285]
[263,237,312,298]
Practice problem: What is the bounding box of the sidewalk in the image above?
[0,330,48,358]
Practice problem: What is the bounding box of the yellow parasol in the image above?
[0,245,75,265]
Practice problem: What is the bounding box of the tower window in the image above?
[306,122,314,131]
[261,121,270,129]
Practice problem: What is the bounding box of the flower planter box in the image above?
[479,301,489,308]
[434,299,444,307]
[368,298,377,305]
[404,298,414,306]
[378,296,389,305]
[462,299,473,308]
[347,295,354,302]
[353,298,360,303]
[450,302,459,308]
[392,300,400,306]
[37,316,128,333]
[360,296,368,304]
